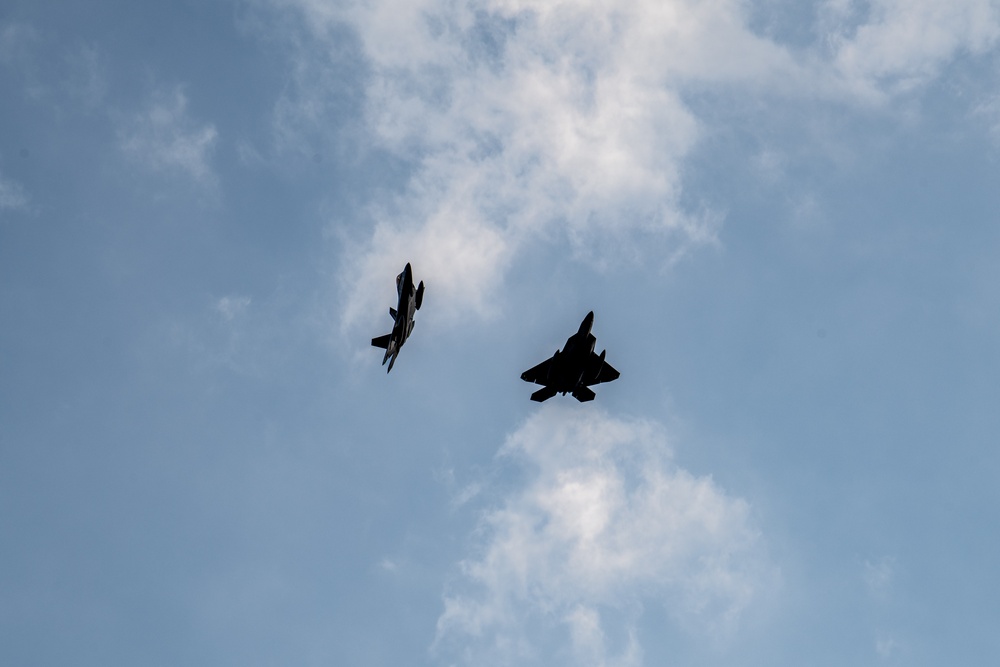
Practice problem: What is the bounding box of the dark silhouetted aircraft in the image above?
[371,262,424,372]
[520,311,620,402]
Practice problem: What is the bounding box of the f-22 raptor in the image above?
[371,263,424,372]
[520,311,620,402]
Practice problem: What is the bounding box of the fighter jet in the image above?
[520,311,620,402]
[371,262,424,372]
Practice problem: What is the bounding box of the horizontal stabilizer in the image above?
[371,334,392,349]
[530,386,558,402]
[572,386,596,402]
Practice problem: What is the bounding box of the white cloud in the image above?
[864,557,903,661]
[827,0,1000,100]
[268,16,367,161]
[118,86,219,186]
[286,0,748,329]
[863,555,895,599]
[435,407,770,666]
[565,604,642,667]
[215,295,252,322]
[875,633,899,660]
[0,171,30,212]
[270,0,1000,331]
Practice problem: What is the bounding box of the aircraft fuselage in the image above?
[371,262,424,372]
[520,311,618,401]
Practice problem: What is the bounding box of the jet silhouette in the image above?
[371,263,424,372]
[520,311,620,402]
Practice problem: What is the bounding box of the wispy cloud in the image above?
[283,0,753,329]
[435,407,770,666]
[0,171,30,212]
[158,294,267,377]
[215,295,252,322]
[863,555,895,600]
[826,0,1000,101]
[63,43,107,109]
[0,21,37,63]
[0,21,47,101]
[973,92,1000,143]
[118,86,219,187]
[863,556,903,661]
[875,634,899,659]
[1,21,109,110]
[269,0,1000,332]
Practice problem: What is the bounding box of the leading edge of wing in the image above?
[520,357,553,385]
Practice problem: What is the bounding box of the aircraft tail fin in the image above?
[386,350,398,373]
[371,334,392,349]
[530,386,558,402]
[572,386,596,402]
[389,307,397,319]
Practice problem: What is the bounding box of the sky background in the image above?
[2,0,1000,665]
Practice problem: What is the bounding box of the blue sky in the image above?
[2,0,1000,665]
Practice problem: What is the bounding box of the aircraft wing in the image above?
[520,357,554,385]
[587,352,620,385]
